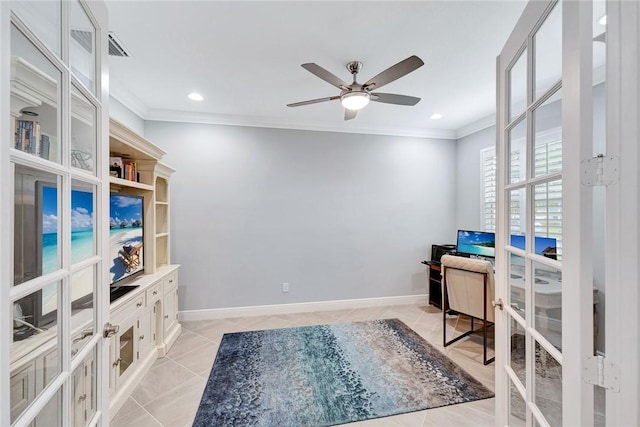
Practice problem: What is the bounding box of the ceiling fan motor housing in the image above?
[346,61,363,75]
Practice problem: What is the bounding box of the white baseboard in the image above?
[179,294,428,322]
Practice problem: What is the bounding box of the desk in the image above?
[509,273,599,349]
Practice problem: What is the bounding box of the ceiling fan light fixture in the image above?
[341,91,370,111]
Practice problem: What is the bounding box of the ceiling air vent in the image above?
[108,32,130,58]
[71,29,93,53]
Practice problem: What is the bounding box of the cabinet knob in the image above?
[139,335,144,340]
[136,302,142,307]
[164,314,169,319]
[153,290,158,295]
[78,394,87,402]
[112,358,122,367]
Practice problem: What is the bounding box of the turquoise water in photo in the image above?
[457,243,494,257]
[42,230,96,274]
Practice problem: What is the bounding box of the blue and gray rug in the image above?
[193,318,493,426]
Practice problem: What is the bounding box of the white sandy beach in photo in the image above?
[110,228,143,283]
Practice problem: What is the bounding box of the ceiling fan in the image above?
[287,55,424,120]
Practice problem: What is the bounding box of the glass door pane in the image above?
[509,119,527,184]
[510,48,528,122]
[10,281,62,424]
[70,0,96,93]
[534,2,562,99]
[10,24,62,164]
[14,166,61,285]
[71,86,97,174]
[71,180,96,263]
[11,1,61,56]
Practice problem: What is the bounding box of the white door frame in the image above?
[603,1,640,425]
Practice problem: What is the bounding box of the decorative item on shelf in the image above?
[71,149,93,171]
[110,156,123,178]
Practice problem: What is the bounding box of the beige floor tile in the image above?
[131,358,198,406]
[423,399,495,427]
[165,330,214,360]
[144,375,207,427]
[171,340,220,377]
[110,397,162,427]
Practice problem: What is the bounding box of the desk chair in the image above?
[441,255,495,365]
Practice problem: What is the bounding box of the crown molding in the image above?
[108,87,487,140]
[109,82,150,119]
[143,108,459,140]
[454,113,496,139]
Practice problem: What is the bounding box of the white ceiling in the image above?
[106,1,528,139]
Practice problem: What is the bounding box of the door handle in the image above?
[103,322,119,338]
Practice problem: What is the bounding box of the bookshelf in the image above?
[108,119,175,274]
[154,164,175,269]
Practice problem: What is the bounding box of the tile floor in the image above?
[111,304,496,427]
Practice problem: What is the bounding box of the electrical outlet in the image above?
[282,283,289,293]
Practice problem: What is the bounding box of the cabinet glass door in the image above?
[118,325,135,377]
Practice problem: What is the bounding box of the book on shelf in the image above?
[14,118,50,160]
[122,160,137,182]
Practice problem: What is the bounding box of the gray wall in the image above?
[455,125,495,231]
[109,97,145,135]
[144,122,457,311]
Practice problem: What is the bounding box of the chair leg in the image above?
[444,313,475,347]
[483,321,495,365]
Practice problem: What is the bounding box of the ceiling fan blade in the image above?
[301,63,350,89]
[287,95,340,107]
[371,93,421,106]
[363,55,424,91]
[344,109,357,121]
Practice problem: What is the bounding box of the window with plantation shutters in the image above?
[533,139,563,254]
[480,147,524,233]
[480,139,563,252]
[481,147,496,232]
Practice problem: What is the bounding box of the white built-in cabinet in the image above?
[107,119,181,416]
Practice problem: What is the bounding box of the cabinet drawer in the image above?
[163,272,178,292]
[146,282,162,305]
[111,293,145,323]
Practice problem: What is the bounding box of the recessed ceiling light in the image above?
[188,92,204,101]
[430,113,444,120]
[598,15,607,26]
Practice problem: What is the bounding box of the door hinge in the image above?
[581,154,619,186]
[584,354,620,391]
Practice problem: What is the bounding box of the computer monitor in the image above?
[510,234,558,259]
[456,230,495,258]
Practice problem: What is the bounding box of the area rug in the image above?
[193,318,493,426]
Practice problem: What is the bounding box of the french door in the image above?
[495,1,640,426]
[1,1,111,426]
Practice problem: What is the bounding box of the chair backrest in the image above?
[441,255,495,323]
